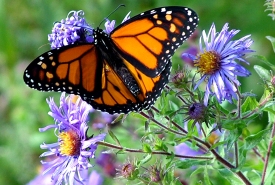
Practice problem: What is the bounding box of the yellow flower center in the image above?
[194,51,221,75]
[59,130,81,156]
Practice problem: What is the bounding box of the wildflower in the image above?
[180,98,208,128]
[48,10,94,49]
[117,160,139,180]
[39,93,106,185]
[183,23,253,105]
[148,164,163,182]
[171,69,187,86]
[48,10,131,48]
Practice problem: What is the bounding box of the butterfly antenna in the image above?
[98,4,125,27]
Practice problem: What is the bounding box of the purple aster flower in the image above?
[39,93,106,185]
[48,10,94,49]
[49,10,131,48]
[183,23,253,105]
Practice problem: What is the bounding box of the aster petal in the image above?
[39,124,57,132]
[181,53,197,61]
[82,133,106,149]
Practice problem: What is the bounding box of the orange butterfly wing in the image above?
[24,44,108,99]
[111,6,198,77]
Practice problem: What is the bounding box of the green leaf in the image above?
[154,137,168,152]
[222,120,247,131]
[110,113,125,125]
[204,166,214,185]
[107,127,121,146]
[251,55,275,70]
[217,169,245,184]
[266,36,275,53]
[209,140,227,150]
[245,128,271,150]
[176,159,209,169]
[226,127,243,150]
[266,103,275,123]
[246,170,262,184]
[142,143,152,153]
[241,96,259,113]
[254,65,272,81]
[137,153,152,166]
[190,166,204,178]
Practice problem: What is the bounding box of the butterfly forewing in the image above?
[24,44,103,99]
[111,6,198,78]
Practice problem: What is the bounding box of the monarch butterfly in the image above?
[23,6,198,114]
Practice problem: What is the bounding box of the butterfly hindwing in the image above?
[111,6,198,78]
[85,60,172,114]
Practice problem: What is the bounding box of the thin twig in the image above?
[140,110,208,153]
[252,147,265,162]
[234,142,239,168]
[97,141,213,160]
[261,121,275,185]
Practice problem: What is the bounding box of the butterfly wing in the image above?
[24,44,104,99]
[110,6,198,77]
[86,60,171,114]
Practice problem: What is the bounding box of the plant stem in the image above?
[142,106,251,184]
[261,121,275,185]
[142,109,208,153]
[234,142,239,168]
[252,147,265,162]
[139,111,186,136]
[97,141,213,160]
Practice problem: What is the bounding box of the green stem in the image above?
[97,141,213,160]
[261,121,275,185]
[234,142,239,168]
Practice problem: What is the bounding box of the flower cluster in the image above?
[48,11,94,49]
[48,10,130,49]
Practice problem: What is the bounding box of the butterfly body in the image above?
[24,6,198,114]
